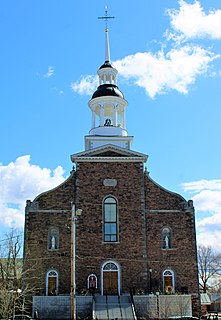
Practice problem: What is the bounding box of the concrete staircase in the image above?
[93,295,137,320]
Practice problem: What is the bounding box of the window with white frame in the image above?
[103,196,118,242]
[87,274,97,289]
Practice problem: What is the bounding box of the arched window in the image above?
[46,270,58,296]
[162,227,172,249]
[103,196,118,242]
[163,270,175,294]
[87,274,97,289]
[48,227,59,250]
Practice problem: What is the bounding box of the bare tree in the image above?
[198,245,221,293]
[0,229,42,319]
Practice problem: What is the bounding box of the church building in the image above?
[23,23,200,320]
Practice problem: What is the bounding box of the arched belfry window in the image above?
[103,196,118,242]
[163,270,175,294]
[48,227,59,250]
[46,270,58,296]
[162,227,172,249]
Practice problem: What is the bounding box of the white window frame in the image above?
[87,274,98,289]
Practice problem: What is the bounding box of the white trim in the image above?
[71,143,147,159]
[72,156,147,163]
[101,260,121,295]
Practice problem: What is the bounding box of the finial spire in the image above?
[98,6,115,63]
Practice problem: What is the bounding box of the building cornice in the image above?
[72,156,147,163]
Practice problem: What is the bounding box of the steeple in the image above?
[105,28,110,63]
[85,9,133,151]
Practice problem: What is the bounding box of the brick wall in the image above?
[75,161,147,293]
[23,155,200,316]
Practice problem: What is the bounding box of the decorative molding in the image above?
[71,144,148,163]
[146,210,182,213]
[73,156,147,163]
[28,209,70,213]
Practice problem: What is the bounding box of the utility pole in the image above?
[70,204,82,320]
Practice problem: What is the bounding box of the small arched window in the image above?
[87,274,97,289]
[162,227,172,249]
[48,227,59,250]
[46,270,58,296]
[103,196,118,242]
[163,270,175,294]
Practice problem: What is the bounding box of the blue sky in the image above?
[0,0,221,249]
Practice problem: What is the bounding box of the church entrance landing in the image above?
[102,262,120,295]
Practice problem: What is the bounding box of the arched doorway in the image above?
[46,270,58,296]
[163,270,175,294]
[102,261,120,295]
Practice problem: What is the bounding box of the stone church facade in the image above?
[23,27,200,318]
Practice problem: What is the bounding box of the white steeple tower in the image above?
[85,12,133,151]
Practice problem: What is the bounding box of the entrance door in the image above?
[103,271,118,295]
[102,262,119,295]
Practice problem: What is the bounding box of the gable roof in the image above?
[71,144,148,163]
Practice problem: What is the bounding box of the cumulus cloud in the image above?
[71,75,98,96]
[182,179,221,250]
[0,155,65,229]
[115,45,216,98]
[166,0,221,42]
[71,46,216,98]
[71,1,220,99]
[44,66,55,78]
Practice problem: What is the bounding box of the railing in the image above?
[118,293,123,320]
[130,289,138,320]
[105,291,110,320]
[92,295,96,320]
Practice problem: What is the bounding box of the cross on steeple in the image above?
[98,6,115,29]
[98,6,115,63]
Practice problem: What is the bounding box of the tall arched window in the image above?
[163,270,175,294]
[48,227,59,250]
[162,227,172,249]
[103,196,118,242]
[46,270,58,296]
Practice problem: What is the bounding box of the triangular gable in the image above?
[71,144,148,163]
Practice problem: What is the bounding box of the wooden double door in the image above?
[103,271,118,295]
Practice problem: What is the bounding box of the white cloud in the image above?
[182,179,221,193]
[166,0,221,41]
[71,46,217,99]
[71,75,98,95]
[70,1,220,99]
[182,179,221,251]
[115,45,216,98]
[44,66,55,78]
[0,155,65,229]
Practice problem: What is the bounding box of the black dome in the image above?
[92,84,124,99]
[99,61,113,69]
